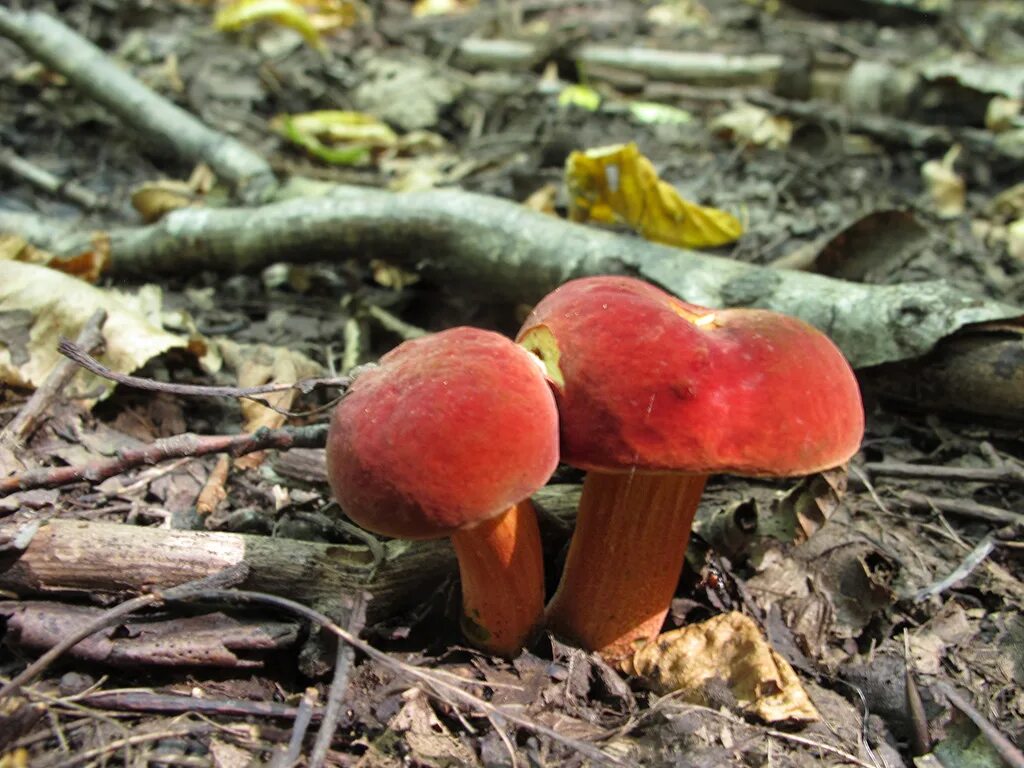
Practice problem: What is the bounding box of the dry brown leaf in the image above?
[0,261,185,398]
[130,180,200,223]
[630,612,820,723]
[218,339,322,469]
[566,142,743,249]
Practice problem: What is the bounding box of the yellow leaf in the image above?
[271,110,397,165]
[566,142,743,249]
[629,612,820,723]
[214,0,325,50]
[558,84,601,112]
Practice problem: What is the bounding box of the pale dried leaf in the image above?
[630,612,820,723]
[921,145,965,218]
[711,103,792,149]
[217,339,322,468]
[0,261,185,398]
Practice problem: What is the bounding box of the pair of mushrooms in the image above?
[326,276,864,662]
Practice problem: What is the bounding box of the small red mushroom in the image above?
[517,276,864,663]
[326,327,559,656]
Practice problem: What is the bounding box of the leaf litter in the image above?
[0,0,1022,766]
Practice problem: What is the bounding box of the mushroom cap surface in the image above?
[517,276,864,476]
[326,327,560,539]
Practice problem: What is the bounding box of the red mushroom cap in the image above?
[326,327,559,539]
[517,276,864,476]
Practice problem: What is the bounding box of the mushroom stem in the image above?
[451,499,545,657]
[545,471,707,664]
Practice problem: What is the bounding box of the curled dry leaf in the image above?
[566,142,743,249]
[0,261,185,397]
[921,145,966,219]
[711,103,793,150]
[630,612,820,724]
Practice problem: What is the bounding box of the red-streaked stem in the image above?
[545,471,708,664]
[451,499,545,657]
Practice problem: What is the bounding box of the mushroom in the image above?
[517,276,864,663]
[326,326,559,656]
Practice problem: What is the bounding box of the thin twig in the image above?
[0,146,109,210]
[0,564,249,702]
[309,591,368,768]
[864,461,1024,485]
[271,687,319,768]
[932,682,1024,768]
[901,491,1023,526]
[913,534,996,602]
[171,589,623,766]
[0,424,328,499]
[1,310,107,446]
[59,338,352,404]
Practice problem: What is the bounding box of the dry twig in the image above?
[0,425,329,499]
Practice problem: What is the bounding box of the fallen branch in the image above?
[8,183,1017,369]
[0,518,453,625]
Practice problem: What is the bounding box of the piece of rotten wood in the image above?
[868,326,1024,420]
[0,486,580,623]
[0,601,299,668]
[11,184,1018,371]
[0,519,450,624]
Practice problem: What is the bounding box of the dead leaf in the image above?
[272,110,397,165]
[922,145,965,218]
[412,0,477,17]
[768,466,849,543]
[215,0,323,49]
[566,142,743,249]
[217,339,322,468]
[558,84,601,111]
[370,259,420,290]
[523,183,558,215]
[985,96,1023,133]
[630,612,820,723]
[645,0,712,29]
[0,261,185,398]
[0,233,110,283]
[711,103,792,149]
[369,689,481,767]
[130,180,201,223]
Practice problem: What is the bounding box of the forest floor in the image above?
[0,1,1022,766]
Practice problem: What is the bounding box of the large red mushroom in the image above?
[326,327,559,656]
[517,276,864,664]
